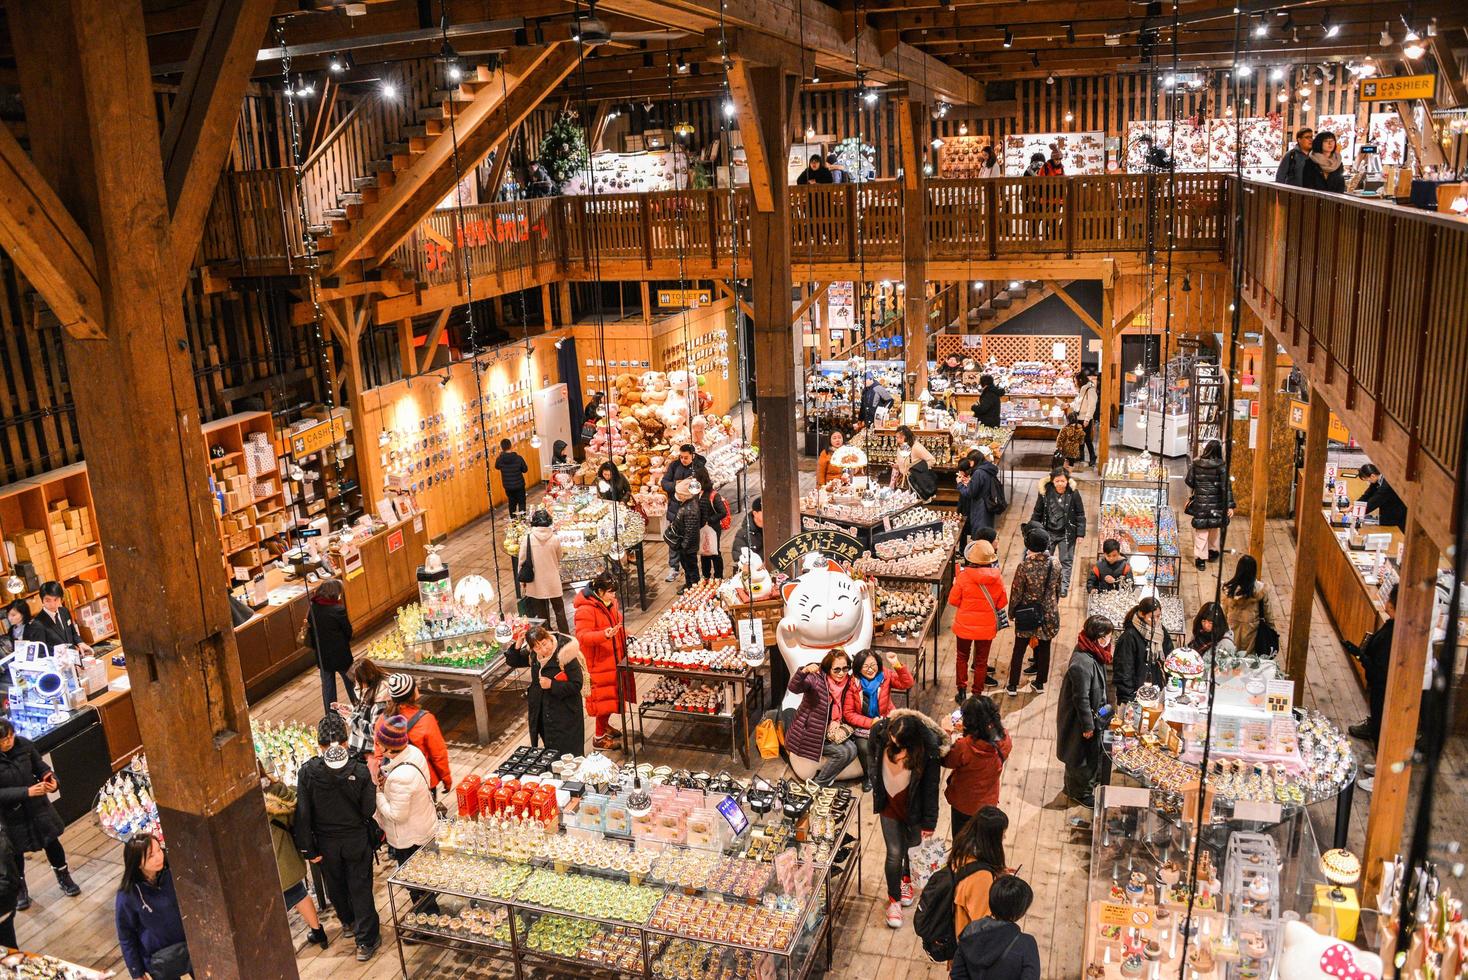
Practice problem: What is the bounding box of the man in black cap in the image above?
[732,496,764,561]
[294,714,380,961]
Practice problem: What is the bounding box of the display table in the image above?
[1122,405,1191,457]
[799,494,922,550]
[0,947,114,978]
[619,661,763,767]
[386,781,861,980]
[1098,482,1181,591]
[870,597,939,693]
[508,492,649,610]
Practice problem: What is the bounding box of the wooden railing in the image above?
[201,169,305,271]
[1239,180,1468,497]
[390,198,559,289]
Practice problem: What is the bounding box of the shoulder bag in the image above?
[978,580,1009,631]
[1009,561,1053,634]
[516,536,536,584]
[1254,590,1281,657]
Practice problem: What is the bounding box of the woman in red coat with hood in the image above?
[574,571,635,750]
[947,538,1009,702]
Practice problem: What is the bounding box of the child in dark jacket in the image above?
[952,875,1042,980]
[1086,539,1132,592]
[1054,414,1086,468]
[494,438,530,516]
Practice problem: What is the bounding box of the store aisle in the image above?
[11,439,1420,980]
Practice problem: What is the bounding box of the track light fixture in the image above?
[328,51,355,73]
[1254,18,1267,38]
[1066,23,1076,43]
[1002,26,1013,48]
[1379,22,1392,47]
[1269,67,1284,81]
[676,53,689,74]
[381,80,398,99]
[1046,74,1055,85]
[1030,51,1040,69]
[1321,12,1338,38]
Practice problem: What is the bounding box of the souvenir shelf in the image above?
[860,427,958,469]
[1190,362,1227,456]
[505,490,648,605]
[1097,482,1180,591]
[202,411,288,582]
[386,776,861,980]
[1122,358,1194,457]
[1081,784,1326,980]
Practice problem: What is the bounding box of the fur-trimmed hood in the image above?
[880,707,953,757]
[263,783,296,818]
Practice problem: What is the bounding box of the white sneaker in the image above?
[1020,682,1041,695]
[885,900,903,928]
[1357,776,1374,792]
[664,569,680,582]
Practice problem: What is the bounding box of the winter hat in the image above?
[386,672,417,702]
[375,714,411,751]
[316,712,349,747]
[322,744,351,770]
[964,539,998,566]
[675,478,699,502]
[1024,527,1051,554]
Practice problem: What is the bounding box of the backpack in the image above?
[914,860,992,962]
[984,474,1008,516]
[713,493,731,531]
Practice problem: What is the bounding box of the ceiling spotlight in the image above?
[810,72,819,84]
[1301,100,1312,112]
[554,337,565,349]
[1254,19,1267,38]
[722,99,736,118]
[381,80,398,99]
[973,282,983,291]
[1002,26,1013,48]
[1008,281,1020,290]
[958,123,968,135]
[922,162,933,175]
[643,99,655,111]
[1064,110,1074,122]
[805,126,815,140]
[1030,51,1040,69]
[931,137,944,149]
[1379,22,1393,47]
[1163,73,1176,88]
[1298,84,1311,96]
[328,52,355,73]
[1358,58,1377,77]
[862,88,879,106]
[1235,64,1252,77]
[1046,74,1055,85]
[1403,30,1425,59]
[1269,67,1284,81]
[1277,91,1289,102]
[1189,77,1202,89]
[1427,19,1437,38]
[1322,13,1338,38]
[446,64,462,82]
[676,53,689,74]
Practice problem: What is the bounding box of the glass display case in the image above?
[1122,357,1194,457]
[387,772,861,980]
[506,490,646,584]
[1082,783,1327,979]
[1097,483,1180,591]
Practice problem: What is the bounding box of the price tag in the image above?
[1232,800,1282,823]
[1099,902,1154,929]
[1266,679,1295,713]
[1102,784,1151,809]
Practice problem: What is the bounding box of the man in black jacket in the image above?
[1275,127,1313,185]
[1347,583,1396,746]
[1357,464,1406,531]
[1029,470,1086,597]
[731,496,764,560]
[494,438,530,517]
[295,714,380,961]
[974,374,1005,428]
[659,444,704,582]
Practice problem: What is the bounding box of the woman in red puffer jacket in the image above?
[573,572,636,751]
[841,649,915,791]
[947,538,1009,702]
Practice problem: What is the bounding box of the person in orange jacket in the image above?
[947,538,1009,702]
[380,674,452,794]
[573,571,636,751]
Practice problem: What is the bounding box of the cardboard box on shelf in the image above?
[7,530,47,561]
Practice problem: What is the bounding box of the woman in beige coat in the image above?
[521,509,569,633]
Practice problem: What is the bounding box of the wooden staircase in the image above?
[319,43,578,285]
[967,280,1060,332]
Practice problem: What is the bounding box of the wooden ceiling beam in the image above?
[0,123,104,339]
[920,21,1461,53]
[945,39,1405,69]
[161,0,279,284]
[591,0,982,104]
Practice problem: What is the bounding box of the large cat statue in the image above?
[776,555,873,712]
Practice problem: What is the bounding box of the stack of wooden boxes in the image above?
[5,528,53,590]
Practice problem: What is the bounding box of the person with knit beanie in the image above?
[1004,528,1061,695]
[670,477,703,592]
[373,714,438,879]
[1056,615,1115,815]
[380,673,452,794]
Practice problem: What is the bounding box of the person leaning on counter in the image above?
[23,582,92,657]
[1357,464,1406,531]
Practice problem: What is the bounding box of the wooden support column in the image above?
[559,280,574,327]
[746,63,801,549]
[641,281,653,324]
[1247,331,1279,567]
[11,4,297,977]
[1098,283,1116,470]
[541,283,554,327]
[899,98,928,385]
[1363,516,1439,895]
[1286,390,1330,705]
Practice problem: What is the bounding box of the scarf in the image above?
[858,672,884,719]
[1078,631,1113,666]
[1310,150,1342,174]
[825,675,847,723]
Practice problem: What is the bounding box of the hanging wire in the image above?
[436,0,506,615]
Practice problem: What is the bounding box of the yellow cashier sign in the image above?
[291,415,348,456]
[1359,74,1436,102]
[1287,400,1351,444]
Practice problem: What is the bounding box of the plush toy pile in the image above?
[581,370,757,513]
